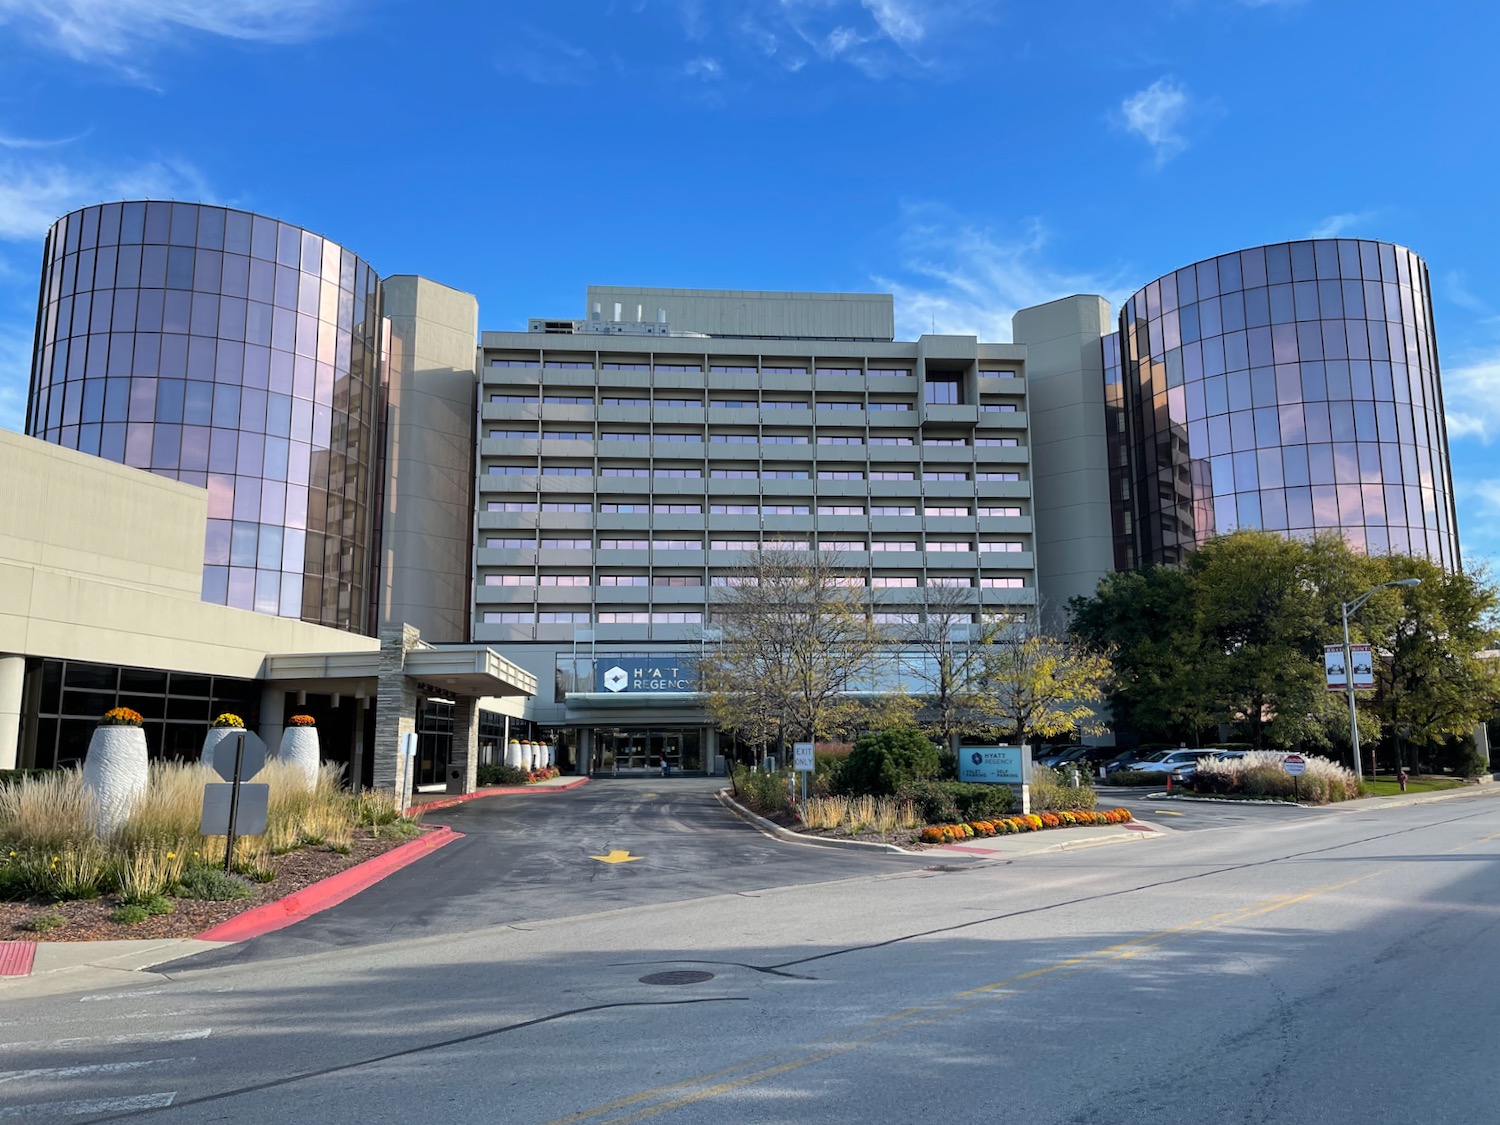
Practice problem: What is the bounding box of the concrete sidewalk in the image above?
[1142,777,1500,813]
[0,938,227,999]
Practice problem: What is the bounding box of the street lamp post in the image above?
[1341,578,1421,782]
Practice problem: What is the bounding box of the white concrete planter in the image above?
[277,727,321,790]
[505,740,523,769]
[202,727,243,764]
[82,726,148,838]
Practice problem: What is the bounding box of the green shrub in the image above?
[1241,765,1295,799]
[1031,783,1099,812]
[897,781,1014,824]
[1105,770,1164,786]
[843,728,941,796]
[172,864,255,901]
[477,764,531,786]
[111,904,150,925]
[20,910,66,933]
[732,766,795,816]
[810,751,848,797]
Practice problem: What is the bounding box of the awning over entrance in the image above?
[263,644,537,698]
[564,691,704,709]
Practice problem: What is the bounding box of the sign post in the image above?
[957,746,1033,814]
[200,730,270,871]
[792,741,814,805]
[1283,752,1306,803]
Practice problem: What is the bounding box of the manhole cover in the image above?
[639,970,716,986]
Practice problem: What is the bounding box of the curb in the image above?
[406,776,589,816]
[193,825,463,942]
[715,789,915,854]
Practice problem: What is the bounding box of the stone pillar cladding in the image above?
[258,683,285,767]
[447,695,479,795]
[0,655,23,770]
[1115,239,1459,569]
[26,202,387,633]
[373,624,421,795]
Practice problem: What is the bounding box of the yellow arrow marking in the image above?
[590,850,643,864]
[1153,810,1186,817]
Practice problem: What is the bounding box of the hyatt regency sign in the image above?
[598,657,698,693]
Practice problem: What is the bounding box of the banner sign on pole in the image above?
[1324,644,1374,690]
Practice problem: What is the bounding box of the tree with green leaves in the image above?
[981,610,1113,747]
[697,550,887,758]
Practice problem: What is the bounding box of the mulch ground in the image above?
[0,828,422,943]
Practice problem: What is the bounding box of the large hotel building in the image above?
[0,201,1460,787]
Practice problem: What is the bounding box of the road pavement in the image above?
[2,783,1498,1123]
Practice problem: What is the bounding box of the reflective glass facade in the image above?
[26,202,386,632]
[1113,239,1458,569]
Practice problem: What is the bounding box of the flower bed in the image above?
[917,807,1133,844]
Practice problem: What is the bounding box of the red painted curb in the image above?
[405,775,590,816]
[194,826,462,943]
[0,941,37,977]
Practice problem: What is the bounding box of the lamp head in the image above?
[1392,578,1422,588]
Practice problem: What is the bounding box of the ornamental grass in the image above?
[1193,751,1358,803]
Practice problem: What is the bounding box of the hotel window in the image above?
[871,612,920,624]
[542,430,591,440]
[601,397,649,407]
[488,465,533,475]
[489,359,536,368]
[712,433,757,443]
[923,471,969,481]
[710,364,756,373]
[980,369,1018,378]
[762,469,808,479]
[872,576,919,587]
[711,504,759,515]
[762,505,810,515]
[977,472,1020,481]
[925,506,969,516]
[541,537,592,548]
[541,501,592,512]
[980,540,1024,552]
[712,399,757,408]
[762,399,803,410]
[762,433,808,444]
[597,611,650,623]
[544,394,592,405]
[600,502,649,513]
[600,469,650,478]
[653,468,702,479]
[765,538,810,549]
[711,539,760,550]
[819,539,865,551]
[979,577,1026,588]
[544,360,592,369]
[489,393,536,403]
[978,506,1022,517]
[483,574,532,585]
[655,364,701,372]
[653,575,703,586]
[488,428,536,439]
[872,540,918,551]
[651,611,703,623]
[925,375,962,405]
[869,402,911,411]
[538,574,590,585]
[820,401,861,410]
[599,575,648,586]
[816,367,861,376]
[541,465,591,476]
[654,539,701,550]
[927,541,972,552]
[600,431,649,441]
[602,361,650,370]
[868,368,912,377]
[483,611,535,623]
[599,538,650,549]
[486,501,538,513]
[818,470,863,480]
[762,366,807,375]
[655,398,700,407]
[656,432,702,442]
[818,504,864,515]
[868,436,914,445]
[923,437,967,446]
[653,503,703,514]
[974,437,1019,447]
[927,576,974,587]
[870,470,915,481]
[538,611,591,624]
[871,505,916,515]
[980,403,1018,412]
[711,468,758,479]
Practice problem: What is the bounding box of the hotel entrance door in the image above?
[591,727,703,775]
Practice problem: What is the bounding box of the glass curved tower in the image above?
[1114,239,1458,570]
[26,202,385,632]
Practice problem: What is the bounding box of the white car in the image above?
[1132,749,1216,779]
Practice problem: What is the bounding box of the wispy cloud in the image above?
[497,25,597,85]
[874,209,1134,342]
[1308,211,1376,239]
[1119,77,1192,166]
[0,0,347,65]
[0,130,86,149]
[1443,347,1500,443]
[0,156,212,241]
[683,55,723,79]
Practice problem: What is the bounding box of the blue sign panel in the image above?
[958,746,1029,786]
[597,657,698,693]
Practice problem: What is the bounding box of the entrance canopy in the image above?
[264,644,537,699]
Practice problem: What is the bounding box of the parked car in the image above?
[1105,749,1174,775]
[1036,745,1088,767]
[1135,748,1219,780]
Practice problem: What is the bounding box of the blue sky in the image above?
[1,0,1497,561]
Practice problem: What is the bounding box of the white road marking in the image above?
[0,1057,194,1084]
[0,1028,210,1052]
[0,1010,192,1028]
[77,988,232,1002]
[0,1092,175,1117]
